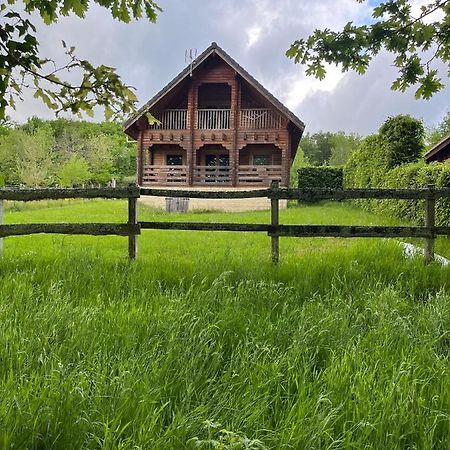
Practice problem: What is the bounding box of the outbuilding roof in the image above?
[424,133,450,163]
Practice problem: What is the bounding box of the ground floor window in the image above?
[166,154,183,166]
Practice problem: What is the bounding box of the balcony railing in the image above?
[197,109,230,130]
[147,108,283,130]
[239,108,283,129]
[148,109,187,130]
[237,165,283,185]
[142,165,188,184]
[193,166,232,184]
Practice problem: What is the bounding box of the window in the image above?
[253,155,272,166]
[167,154,183,166]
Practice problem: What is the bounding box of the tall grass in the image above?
[0,201,449,448]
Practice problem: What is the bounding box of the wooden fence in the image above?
[0,183,449,263]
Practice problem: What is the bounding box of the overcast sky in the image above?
[8,0,450,135]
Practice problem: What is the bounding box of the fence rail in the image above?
[0,184,449,263]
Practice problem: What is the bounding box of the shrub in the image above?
[379,115,424,168]
[298,167,343,190]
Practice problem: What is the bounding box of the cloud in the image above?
[6,0,449,135]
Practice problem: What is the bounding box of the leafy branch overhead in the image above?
[0,0,161,120]
[286,0,450,99]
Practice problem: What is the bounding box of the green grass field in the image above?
[0,200,449,449]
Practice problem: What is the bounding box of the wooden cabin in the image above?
[124,42,305,187]
[424,134,450,163]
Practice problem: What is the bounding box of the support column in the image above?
[230,79,239,187]
[280,144,290,187]
[187,83,196,186]
[137,130,144,186]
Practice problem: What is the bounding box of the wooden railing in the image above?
[1,184,449,263]
[142,165,188,185]
[197,109,230,129]
[238,165,283,185]
[148,109,187,130]
[193,166,232,185]
[239,108,283,129]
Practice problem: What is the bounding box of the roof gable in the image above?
[124,42,305,134]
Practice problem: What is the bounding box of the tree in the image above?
[58,155,90,187]
[0,125,55,185]
[287,0,450,99]
[0,0,161,120]
[427,110,450,146]
[299,132,334,166]
[329,132,362,166]
[379,114,425,167]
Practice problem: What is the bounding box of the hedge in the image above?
[346,161,450,226]
[297,167,343,195]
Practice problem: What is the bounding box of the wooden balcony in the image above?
[193,166,232,185]
[197,109,230,130]
[147,108,283,130]
[149,110,187,130]
[143,165,188,185]
[141,165,283,186]
[238,165,283,185]
[239,108,283,129]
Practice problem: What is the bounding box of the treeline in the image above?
[0,117,136,187]
[299,131,362,166]
[296,110,450,169]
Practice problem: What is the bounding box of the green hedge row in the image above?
[346,160,450,226]
[297,167,343,193]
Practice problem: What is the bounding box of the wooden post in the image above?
[128,196,138,260]
[424,184,435,263]
[270,181,280,264]
[0,199,3,257]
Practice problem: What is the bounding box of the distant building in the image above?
[424,134,450,163]
[123,42,305,187]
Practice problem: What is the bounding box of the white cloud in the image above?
[6,0,449,134]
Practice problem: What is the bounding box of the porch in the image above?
[142,143,286,187]
[141,165,283,186]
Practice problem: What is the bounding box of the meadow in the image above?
[0,200,449,449]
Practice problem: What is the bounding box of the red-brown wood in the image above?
[135,52,301,187]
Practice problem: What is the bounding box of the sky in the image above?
[8,0,450,135]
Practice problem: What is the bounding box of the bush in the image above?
[298,166,343,190]
[0,173,4,187]
[379,115,425,168]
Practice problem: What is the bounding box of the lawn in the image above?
[0,200,449,449]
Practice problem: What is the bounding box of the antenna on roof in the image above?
[185,48,197,77]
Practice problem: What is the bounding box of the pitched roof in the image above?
[123,42,305,133]
[424,133,450,162]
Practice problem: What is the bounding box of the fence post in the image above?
[0,199,3,257]
[424,184,435,263]
[270,181,280,264]
[128,195,138,260]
